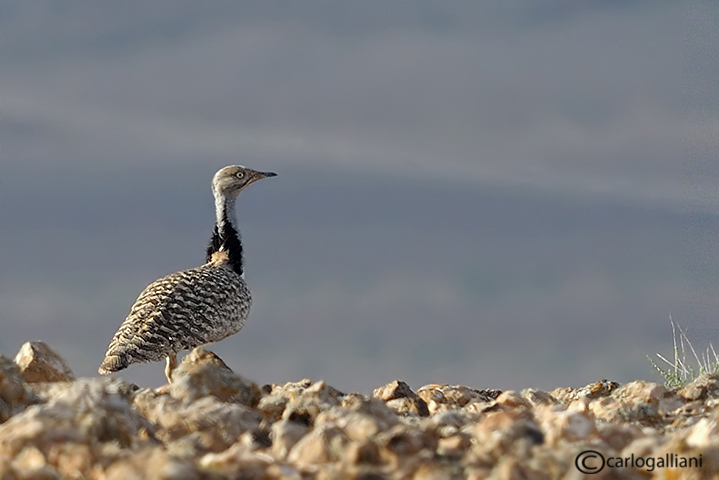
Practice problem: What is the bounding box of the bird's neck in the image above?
[206,193,244,276]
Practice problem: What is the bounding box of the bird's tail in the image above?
[98,353,128,375]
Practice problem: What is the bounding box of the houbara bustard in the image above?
[99,165,276,382]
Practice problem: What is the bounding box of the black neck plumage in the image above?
[206,216,244,276]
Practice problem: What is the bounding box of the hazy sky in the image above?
[1,1,716,392]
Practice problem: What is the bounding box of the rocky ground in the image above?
[1,342,719,479]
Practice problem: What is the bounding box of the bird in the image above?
[98,165,276,382]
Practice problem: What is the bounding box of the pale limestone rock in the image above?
[621,436,663,464]
[10,445,60,480]
[281,397,323,427]
[270,419,309,459]
[166,348,261,407]
[386,397,429,417]
[567,396,591,414]
[521,388,558,406]
[373,380,429,417]
[669,400,711,430]
[427,410,467,431]
[236,427,271,452]
[42,443,100,480]
[471,411,544,459]
[0,459,14,480]
[0,378,149,452]
[303,380,345,404]
[345,439,382,466]
[133,389,262,453]
[267,380,345,433]
[679,374,719,401]
[580,381,685,426]
[373,379,416,400]
[685,417,719,447]
[0,355,34,422]
[411,463,460,480]
[256,391,289,422]
[378,425,435,457]
[2,342,719,479]
[612,380,683,414]
[263,378,315,401]
[416,384,500,411]
[655,436,719,479]
[539,408,596,446]
[13,342,74,384]
[548,386,574,404]
[551,379,619,403]
[287,424,348,468]
[525,447,571,480]
[492,457,547,480]
[495,391,532,410]
[462,398,500,416]
[339,396,399,432]
[103,448,199,480]
[586,396,631,425]
[198,443,280,479]
[436,434,470,458]
[0,378,152,479]
[465,467,493,480]
[331,410,383,443]
[12,445,47,472]
[597,423,644,452]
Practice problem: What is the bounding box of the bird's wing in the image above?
[100,265,249,372]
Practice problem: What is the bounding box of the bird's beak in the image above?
[247,170,277,186]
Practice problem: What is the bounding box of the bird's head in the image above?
[212,165,277,199]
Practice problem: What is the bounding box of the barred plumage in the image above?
[99,165,276,381]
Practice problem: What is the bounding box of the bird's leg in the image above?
[165,354,178,383]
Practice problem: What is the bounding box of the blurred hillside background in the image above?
[1,1,715,391]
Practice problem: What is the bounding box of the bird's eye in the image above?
[236,172,244,179]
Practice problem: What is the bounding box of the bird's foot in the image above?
[165,354,178,383]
